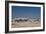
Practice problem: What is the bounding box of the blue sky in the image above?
[12,6,41,18]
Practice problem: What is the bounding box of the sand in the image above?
[11,20,41,28]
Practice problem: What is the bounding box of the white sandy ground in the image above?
[11,20,41,28]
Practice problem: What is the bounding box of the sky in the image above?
[12,6,41,19]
